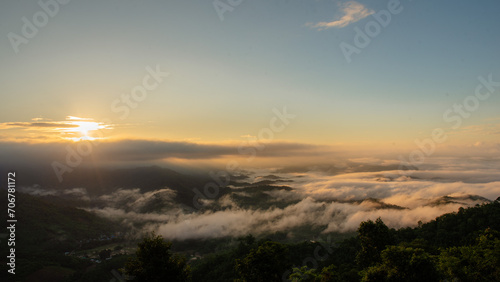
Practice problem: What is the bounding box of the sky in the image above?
[1,0,500,168]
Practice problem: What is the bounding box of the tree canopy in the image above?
[124,233,191,281]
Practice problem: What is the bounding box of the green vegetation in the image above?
[189,198,500,281]
[0,190,126,281]
[235,241,291,281]
[124,233,191,281]
[2,190,499,281]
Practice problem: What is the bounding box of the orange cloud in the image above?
[307,1,374,30]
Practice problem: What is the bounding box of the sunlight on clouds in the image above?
[0,116,112,141]
[307,1,374,30]
[62,119,108,141]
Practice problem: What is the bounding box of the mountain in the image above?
[11,166,215,207]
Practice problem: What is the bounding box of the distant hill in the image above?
[9,165,215,207]
[0,190,126,280]
[0,190,122,254]
[426,194,492,207]
[413,196,500,247]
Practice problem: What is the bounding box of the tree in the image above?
[288,264,345,282]
[235,234,257,256]
[356,218,395,267]
[438,228,500,281]
[361,245,439,282]
[235,241,291,282]
[124,233,190,281]
[289,266,320,282]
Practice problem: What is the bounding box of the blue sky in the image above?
[1,0,499,147]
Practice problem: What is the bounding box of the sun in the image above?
[74,121,100,139]
[58,116,109,141]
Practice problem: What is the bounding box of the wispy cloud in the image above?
[0,116,111,141]
[449,122,500,136]
[0,139,336,175]
[0,121,78,129]
[307,1,374,30]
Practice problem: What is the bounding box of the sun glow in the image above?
[61,116,110,141]
[73,121,101,140]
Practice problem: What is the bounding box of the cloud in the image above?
[1,122,79,129]
[94,193,486,240]
[307,1,374,30]
[19,186,90,201]
[86,157,499,240]
[448,122,500,136]
[97,188,178,212]
[19,155,499,241]
[0,139,334,171]
[5,140,500,242]
[0,116,112,141]
[19,185,58,196]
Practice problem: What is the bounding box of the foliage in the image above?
[192,199,500,281]
[124,233,190,282]
[356,218,395,268]
[416,199,500,247]
[289,266,321,281]
[0,190,123,281]
[438,228,500,281]
[5,189,500,281]
[190,235,258,281]
[361,245,439,282]
[289,265,343,282]
[235,241,291,282]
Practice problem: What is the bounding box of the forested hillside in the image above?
[2,192,499,281]
[123,197,500,281]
